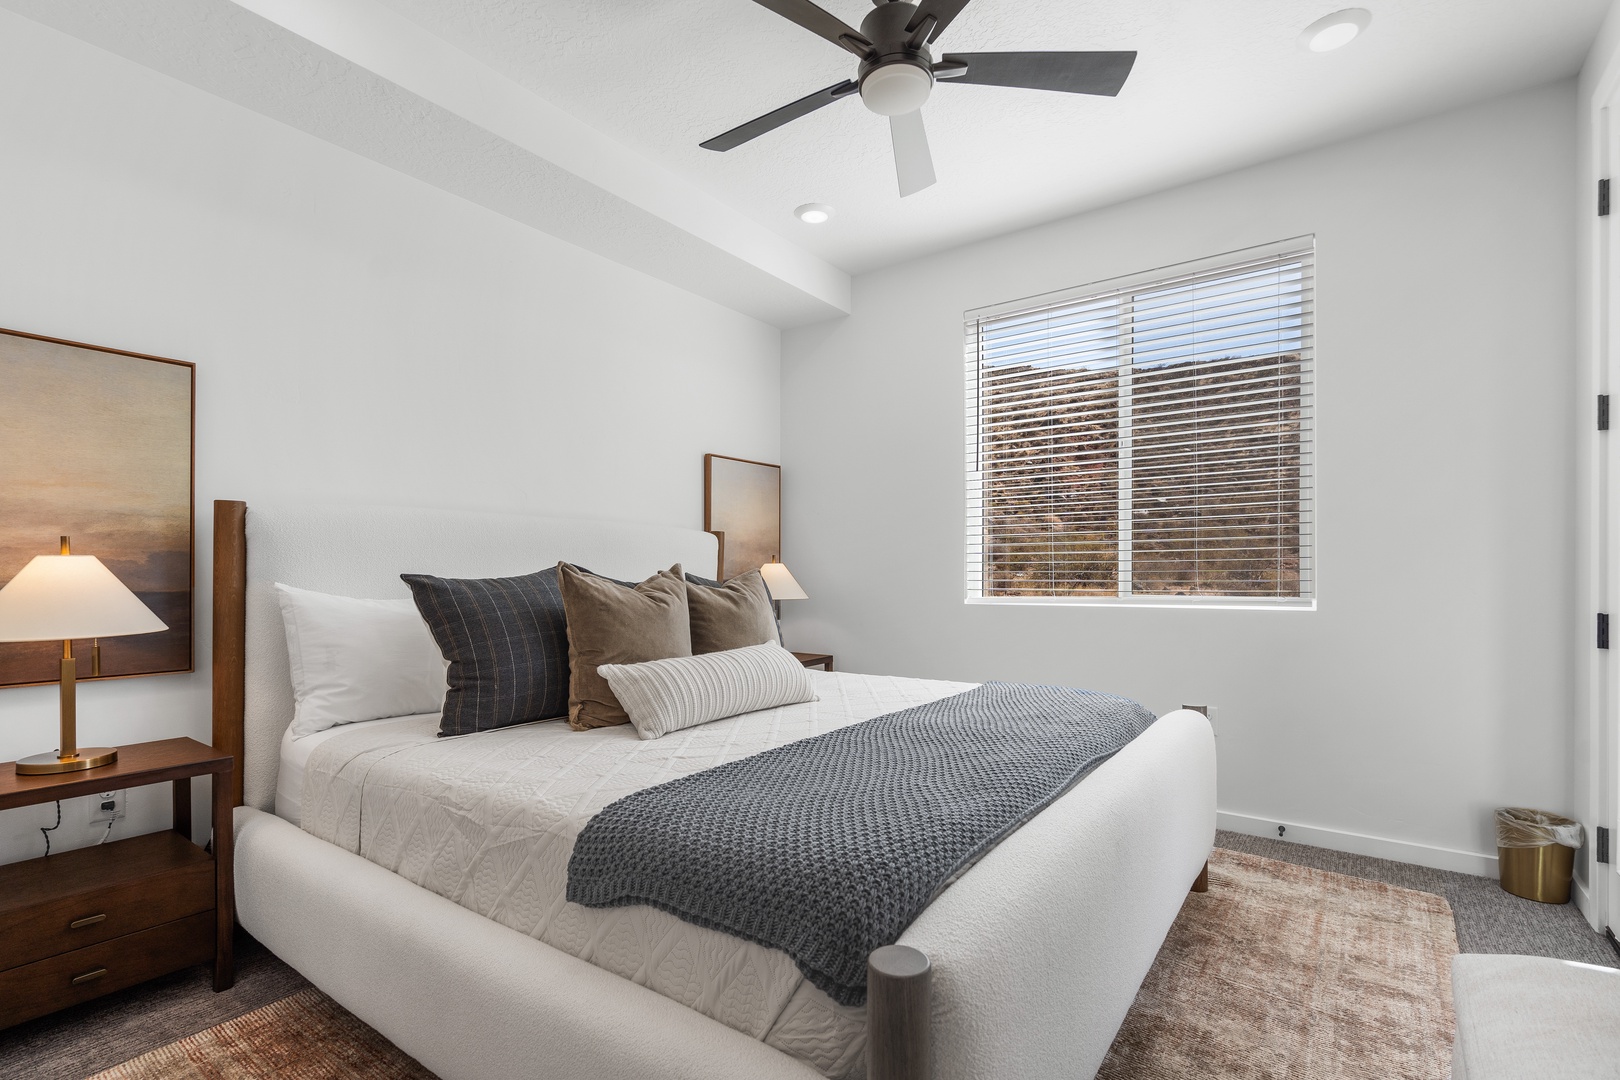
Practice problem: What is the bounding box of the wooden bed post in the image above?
[868,944,931,1080]
[212,500,248,808]
[1191,860,1210,893]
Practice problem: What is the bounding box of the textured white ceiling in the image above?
[368,0,1610,273]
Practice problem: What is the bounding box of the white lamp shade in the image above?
[759,562,808,601]
[0,555,168,642]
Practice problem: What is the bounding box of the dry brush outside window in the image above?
[964,239,1315,607]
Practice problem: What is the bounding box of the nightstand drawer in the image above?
[0,831,214,970]
[0,910,214,1028]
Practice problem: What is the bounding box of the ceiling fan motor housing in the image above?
[857,2,934,116]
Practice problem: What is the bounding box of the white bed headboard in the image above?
[224,501,719,812]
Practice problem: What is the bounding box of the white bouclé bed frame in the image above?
[212,500,1216,1080]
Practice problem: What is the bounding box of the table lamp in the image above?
[758,560,808,620]
[0,537,168,774]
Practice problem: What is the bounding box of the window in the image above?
[965,238,1314,607]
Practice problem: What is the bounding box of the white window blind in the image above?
[965,238,1314,607]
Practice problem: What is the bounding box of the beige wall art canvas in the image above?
[704,454,781,581]
[0,329,194,687]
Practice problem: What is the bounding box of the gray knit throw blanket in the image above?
[566,681,1157,1006]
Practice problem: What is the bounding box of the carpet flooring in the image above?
[2,831,1613,1079]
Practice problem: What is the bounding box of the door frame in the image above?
[1580,66,1620,936]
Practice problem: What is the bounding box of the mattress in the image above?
[299,670,974,1079]
[276,713,432,826]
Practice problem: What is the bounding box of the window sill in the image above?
[964,596,1315,612]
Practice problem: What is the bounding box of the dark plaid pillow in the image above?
[402,568,569,736]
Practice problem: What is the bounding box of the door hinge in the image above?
[1603,178,1611,217]
[1601,613,1610,650]
[1599,826,1611,865]
[1602,394,1611,431]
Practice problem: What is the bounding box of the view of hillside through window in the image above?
[966,245,1314,603]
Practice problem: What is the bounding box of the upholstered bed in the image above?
[212,500,1217,1080]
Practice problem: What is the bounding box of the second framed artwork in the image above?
[0,327,195,688]
[703,454,781,581]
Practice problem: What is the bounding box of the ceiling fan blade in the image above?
[889,110,937,198]
[937,51,1137,96]
[701,80,858,152]
[906,0,972,44]
[748,0,873,56]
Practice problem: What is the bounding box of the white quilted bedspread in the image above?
[299,670,974,1079]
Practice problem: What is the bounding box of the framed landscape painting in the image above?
[0,328,194,687]
[704,454,781,581]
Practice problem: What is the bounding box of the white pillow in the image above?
[598,642,816,741]
[276,583,448,738]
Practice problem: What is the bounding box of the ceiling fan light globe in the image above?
[859,62,933,116]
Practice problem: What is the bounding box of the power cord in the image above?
[39,802,115,853]
[40,800,61,856]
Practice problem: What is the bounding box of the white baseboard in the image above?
[1574,875,1597,928]
[1218,811,1498,878]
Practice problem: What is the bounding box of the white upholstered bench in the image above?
[1450,954,1620,1079]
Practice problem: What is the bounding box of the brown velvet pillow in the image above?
[558,562,692,730]
[687,571,778,655]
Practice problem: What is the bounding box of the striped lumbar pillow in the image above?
[598,642,816,740]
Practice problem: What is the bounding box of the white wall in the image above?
[782,81,1578,874]
[0,11,779,863]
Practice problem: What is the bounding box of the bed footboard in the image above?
[868,826,1214,1080]
[876,710,1215,1080]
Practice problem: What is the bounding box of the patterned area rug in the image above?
[89,849,1455,1080]
[86,987,434,1080]
[1099,847,1458,1079]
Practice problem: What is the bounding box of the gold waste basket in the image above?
[1495,807,1582,905]
[1497,843,1575,904]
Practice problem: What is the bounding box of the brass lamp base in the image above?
[15,747,118,775]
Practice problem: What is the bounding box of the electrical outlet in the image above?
[90,790,125,822]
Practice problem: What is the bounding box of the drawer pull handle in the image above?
[70,968,108,986]
[69,914,108,929]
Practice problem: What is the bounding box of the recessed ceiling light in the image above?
[795,203,833,224]
[1300,8,1371,52]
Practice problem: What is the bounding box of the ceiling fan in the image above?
[700,0,1136,198]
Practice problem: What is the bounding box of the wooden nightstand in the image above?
[792,651,834,672]
[0,737,235,1028]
